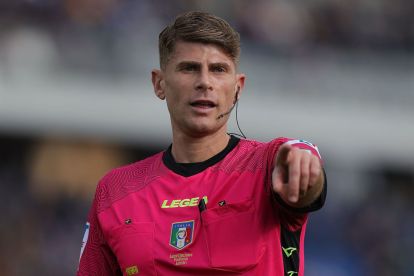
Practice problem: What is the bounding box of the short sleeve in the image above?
[77,186,121,276]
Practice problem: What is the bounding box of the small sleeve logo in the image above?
[284,139,322,159]
[79,222,90,261]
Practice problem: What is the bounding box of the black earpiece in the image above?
[234,86,240,104]
[217,86,240,120]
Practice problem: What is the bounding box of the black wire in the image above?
[229,100,246,139]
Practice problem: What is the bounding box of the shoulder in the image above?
[235,137,289,156]
[216,137,287,172]
[94,152,164,213]
[101,152,164,184]
[226,137,321,168]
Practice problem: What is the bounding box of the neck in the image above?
[171,130,230,163]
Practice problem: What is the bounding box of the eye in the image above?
[179,64,199,72]
[184,65,197,71]
[211,65,226,73]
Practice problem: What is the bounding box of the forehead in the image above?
[167,41,235,67]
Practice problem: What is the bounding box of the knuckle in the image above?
[290,170,300,179]
[309,173,317,182]
[302,170,310,178]
[312,156,321,166]
[290,146,298,152]
[300,175,309,186]
[311,166,320,176]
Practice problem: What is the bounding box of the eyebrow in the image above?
[175,61,232,71]
[175,61,200,70]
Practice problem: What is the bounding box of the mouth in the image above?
[190,100,217,109]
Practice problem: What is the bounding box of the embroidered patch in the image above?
[169,220,194,250]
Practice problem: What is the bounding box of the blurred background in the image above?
[1,0,413,275]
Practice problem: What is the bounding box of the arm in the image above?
[272,143,325,208]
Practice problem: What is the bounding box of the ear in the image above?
[151,69,166,100]
[235,73,246,101]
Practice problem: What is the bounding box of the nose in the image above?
[195,68,212,92]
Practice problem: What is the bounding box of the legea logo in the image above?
[161,196,208,208]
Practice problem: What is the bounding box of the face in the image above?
[152,41,245,138]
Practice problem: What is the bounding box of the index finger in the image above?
[287,148,300,203]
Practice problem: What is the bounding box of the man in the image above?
[77,11,326,276]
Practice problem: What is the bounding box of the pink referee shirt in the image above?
[78,136,326,276]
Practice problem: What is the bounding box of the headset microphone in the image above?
[216,88,239,120]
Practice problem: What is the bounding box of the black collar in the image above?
[162,135,240,177]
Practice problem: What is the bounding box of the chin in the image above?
[186,122,220,137]
[174,116,226,138]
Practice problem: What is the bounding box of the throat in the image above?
[171,133,231,163]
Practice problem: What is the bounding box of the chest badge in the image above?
[169,220,194,250]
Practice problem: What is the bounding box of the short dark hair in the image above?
[158,11,241,69]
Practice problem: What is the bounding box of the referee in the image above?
[77,11,326,276]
